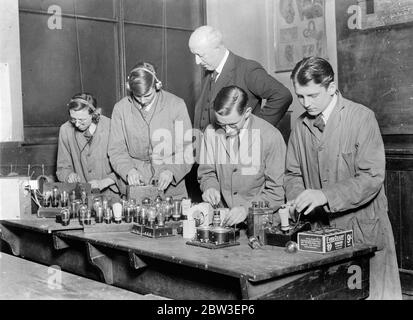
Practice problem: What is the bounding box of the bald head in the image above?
[189,25,223,48]
[188,25,226,71]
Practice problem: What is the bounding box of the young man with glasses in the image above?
[56,93,119,197]
[198,86,286,226]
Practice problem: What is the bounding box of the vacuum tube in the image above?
[51,186,60,207]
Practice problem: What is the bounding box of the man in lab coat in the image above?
[284,56,401,299]
[198,86,286,226]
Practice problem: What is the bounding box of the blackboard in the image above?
[335,0,413,135]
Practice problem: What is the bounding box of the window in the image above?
[18,0,205,143]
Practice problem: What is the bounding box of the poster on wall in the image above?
[274,0,328,72]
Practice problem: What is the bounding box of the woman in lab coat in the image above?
[56,93,119,198]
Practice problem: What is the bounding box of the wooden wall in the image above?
[385,138,413,295]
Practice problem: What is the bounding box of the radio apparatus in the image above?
[247,202,311,248]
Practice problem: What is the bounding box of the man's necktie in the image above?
[226,134,240,158]
[211,70,218,82]
[313,114,325,132]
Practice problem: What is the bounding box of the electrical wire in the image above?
[131,97,157,184]
[161,0,167,89]
[73,0,84,92]
[31,190,41,207]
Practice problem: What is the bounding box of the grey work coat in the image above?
[56,115,119,196]
[108,90,193,199]
[198,114,286,210]
[284,93,401,299]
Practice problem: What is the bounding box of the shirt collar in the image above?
[214,49,229,81]
[321,93,337,123]
[132,94,155,112]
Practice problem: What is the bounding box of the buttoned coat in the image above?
[56,115,119,195]
[108,90,193,199]
[194,51,292,131]
[198,115,286,210]
[284,93,401,299]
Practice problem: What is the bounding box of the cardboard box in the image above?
[297,228,353,253]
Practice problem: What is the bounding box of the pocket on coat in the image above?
[341,152,356,176]
[349,216,385,251]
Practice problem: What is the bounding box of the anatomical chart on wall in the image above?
[274,0,328,72]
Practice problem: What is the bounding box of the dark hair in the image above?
[291,56,334,88]
[68,93,100,123]
[213,86,248,116]
[128,62,158,96]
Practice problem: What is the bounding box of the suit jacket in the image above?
[194,51,292,132]
[284,93,401,299]
[198,114,286,210]
[56,115,119,195]
[108,90,193,199]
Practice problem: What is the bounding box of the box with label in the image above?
[297,228,353,253]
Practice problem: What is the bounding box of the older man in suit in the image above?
[188,25,292,133]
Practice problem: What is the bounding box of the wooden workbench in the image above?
[0,219,376,300]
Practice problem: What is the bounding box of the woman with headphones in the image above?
[56,93,119,197]
[108,62,193,199]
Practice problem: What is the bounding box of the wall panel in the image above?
[19,13,118,128]
[19,0,116,19]
[386,153,413,294]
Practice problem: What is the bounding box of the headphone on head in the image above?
[69,98,96,111]
[68,97,101,123]
[126,64,163,93]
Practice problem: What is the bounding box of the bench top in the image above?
[57,229,376,282]
[1,219,376,283]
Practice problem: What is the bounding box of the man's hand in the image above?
[202,188,221,206]
[293,189,327,216]
[158,170,173,191]
[67,172,81,183]
[127,168,144,186]
[89,179,99,190]
[89,178,115,191]
[222,206,247,226]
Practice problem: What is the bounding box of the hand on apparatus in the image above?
[67,172,81,183]
[222,206,247,226]
[292,189,327,216]
[89,178,114,191]
[158,170,174,191]
[202,188,221,207]
[127,168,144,186]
